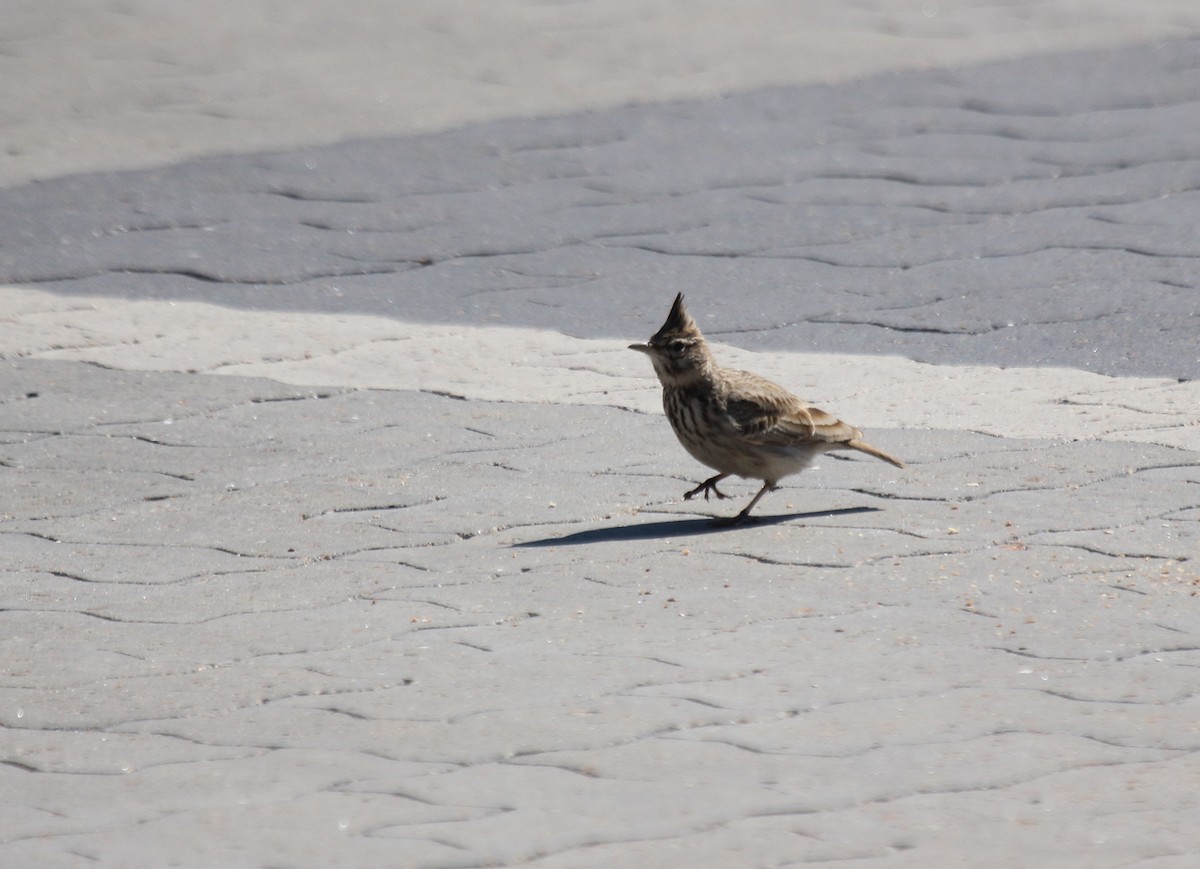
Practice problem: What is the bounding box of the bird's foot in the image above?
[711,482,778,527]
[684,474,730,502]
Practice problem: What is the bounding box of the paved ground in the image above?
[2,3,1199,867]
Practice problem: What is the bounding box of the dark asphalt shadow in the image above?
[512,506,881,547]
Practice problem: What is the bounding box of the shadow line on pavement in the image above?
[512,506,881,547]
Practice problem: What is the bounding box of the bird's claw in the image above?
[684,477,729,501]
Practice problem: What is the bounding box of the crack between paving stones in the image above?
[0,600,355,626]
[810,171,995,189]
[1037,687,1197,707]
[110,220,230,235]
[302,495,448,520]
[2,529,306,562]
[1113,645,1200,662]
[258,188,381,203]
[686,723,1185,760]
[995,647,1102,663]
[751,756,1186,822]
[1029,541,1186,562]
[506,132,630,153]
[29,264,402,288]
[333,241,590,270]
[807,303,1136,335]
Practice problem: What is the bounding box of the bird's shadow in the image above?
[512,506,880,548]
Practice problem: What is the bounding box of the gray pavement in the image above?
[2,5,1200,869]
[4,359,1197,867]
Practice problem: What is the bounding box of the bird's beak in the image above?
[628,343,651,354]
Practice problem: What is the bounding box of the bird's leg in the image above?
[712,480,777,526]
[684,473,730,502]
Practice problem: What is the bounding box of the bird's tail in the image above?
[847,439,906,469]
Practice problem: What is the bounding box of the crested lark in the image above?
[630,293,905,525]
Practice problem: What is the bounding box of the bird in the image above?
[629,293,905,525]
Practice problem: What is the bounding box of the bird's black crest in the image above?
[651,293,700,344]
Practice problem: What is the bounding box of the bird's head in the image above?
[629,293,714,384]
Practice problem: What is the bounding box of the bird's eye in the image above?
[668,340,688,357]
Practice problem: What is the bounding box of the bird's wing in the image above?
[723,370,861,446]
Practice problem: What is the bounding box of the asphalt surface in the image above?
[2,6,1199,868]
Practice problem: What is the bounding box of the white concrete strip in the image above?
[4,1,1198,186]
[4,286,1196,450]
